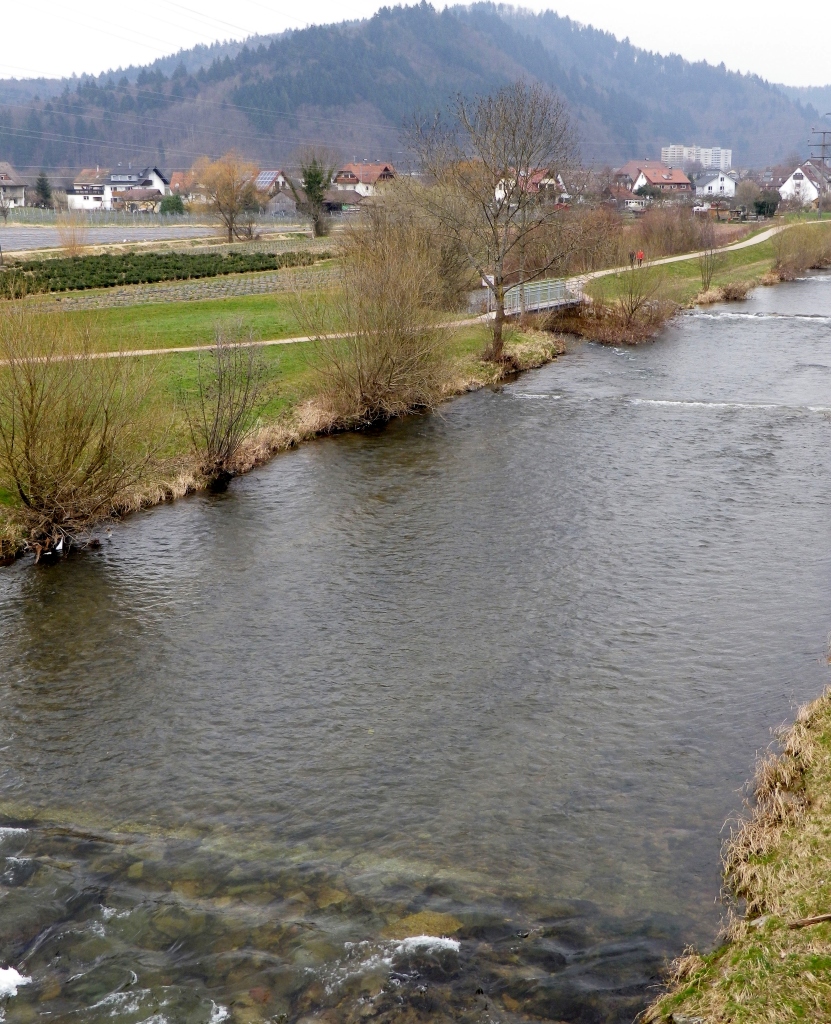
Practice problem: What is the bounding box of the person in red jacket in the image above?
[636,249,644,267]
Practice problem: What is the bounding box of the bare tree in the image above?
[409,81,578,360]
[698,224,720,291]
[184,327,268,490]
[193,151,262,243]
[0,192,10,224]
[0,305,155,558]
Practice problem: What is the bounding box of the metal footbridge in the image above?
[494,277,585,316]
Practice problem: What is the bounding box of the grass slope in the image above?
[646,691,831,1023]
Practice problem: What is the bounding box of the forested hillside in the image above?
[0,2,821,174]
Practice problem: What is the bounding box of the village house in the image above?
[778,163,830,206]
[333,163,395,196]
[66,166,170,211]
[0,162,26,207]
[614,160,668,191]
[632,167,693,194]
[694,171,736,199]
[168,170,203,202]
[255,169,291,194]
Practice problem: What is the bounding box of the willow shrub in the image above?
[0,305,157,557]
[301,208,451,429]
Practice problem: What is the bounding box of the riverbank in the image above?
[549,221,831,344]
[645,689,831,1023]
[0,323,564,561]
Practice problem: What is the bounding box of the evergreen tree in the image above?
[291,153,335,237]
[35,172,52,208]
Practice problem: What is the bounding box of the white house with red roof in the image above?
[632,166,693,194]
[333,163,395,196]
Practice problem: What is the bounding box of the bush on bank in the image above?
[0,305,160,559]
[0,249,331,298]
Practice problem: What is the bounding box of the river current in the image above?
[2,275,831,1023]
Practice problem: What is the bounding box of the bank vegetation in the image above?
[645,689,831,1024]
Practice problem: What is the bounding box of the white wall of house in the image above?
[696,173,736,198]
[779,167,820,205]
[66,190,106,211]
[0,185,24,207]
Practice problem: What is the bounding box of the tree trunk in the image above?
[487,277,505,362]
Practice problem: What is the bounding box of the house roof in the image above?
[792,163,830,187]
[638,167,692,187]
[113,188,163,201]
[73,166,168,187]
[255,169,288,190]
[0,162,24,186]
[334,162,395,185]
[75,167,110,185]
[694,171,730,185]
[616,160,668,182]
[324,188,363,207]
[169,171,193,192]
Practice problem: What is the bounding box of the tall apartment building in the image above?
[660,144,732,171]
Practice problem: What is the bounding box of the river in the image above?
[1,274,831,1024]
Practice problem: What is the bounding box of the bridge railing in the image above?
[501,277,584,315]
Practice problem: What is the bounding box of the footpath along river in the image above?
[2,274,831,1024]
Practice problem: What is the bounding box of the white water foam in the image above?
[0,828,27,840]
[394,935,461,954]
[692,311,831,323]
[0,967,32,999]
[627,398,831,413]
[318,935,462,995]
[90,988,150,1015]
[101,906,132,921]
[208,1002,229,1023]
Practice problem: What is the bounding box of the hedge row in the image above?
[0,250,332,298]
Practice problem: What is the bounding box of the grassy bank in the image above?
[0,311,563,560]
[588,237,778,308]
[646,690,831,1023]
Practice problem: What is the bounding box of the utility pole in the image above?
[809,114,831,220]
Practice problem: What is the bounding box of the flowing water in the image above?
[2,275,831,1024]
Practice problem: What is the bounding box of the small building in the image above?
[0,162,26,207]
[333,163,395,196]
[266,191,297,215]
[694,171,736,198]
[778,163,829,207]
[66,166,170,211]
[323,188,363,212]
[632,167,693,194]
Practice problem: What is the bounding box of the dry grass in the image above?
[56,212,89,256]
[771,224,831,281]
[644,689,831,1024]
[544,298,677,346]
[697,281,754,305]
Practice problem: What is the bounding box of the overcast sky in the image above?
[2,0,829,87]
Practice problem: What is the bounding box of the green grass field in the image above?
[62,292,314,351]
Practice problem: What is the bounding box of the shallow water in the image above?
[2,276,831,1023]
